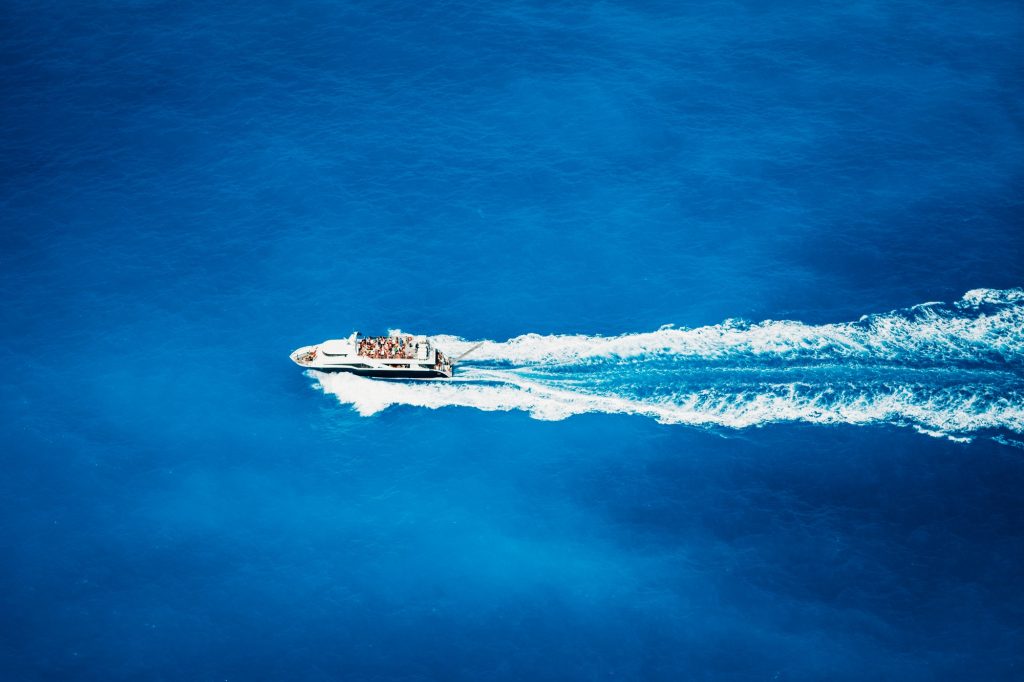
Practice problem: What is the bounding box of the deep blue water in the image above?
[2,1,1024,679]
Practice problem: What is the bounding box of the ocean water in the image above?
[2,0,1023,680]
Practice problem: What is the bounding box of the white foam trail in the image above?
[430,288,1024,366]
[309,290,1024,442]
[311,369,1024,439]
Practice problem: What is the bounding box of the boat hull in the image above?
[291,335,453,379]
[310,367,450,379]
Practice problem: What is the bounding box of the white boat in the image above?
[290,331,453,379]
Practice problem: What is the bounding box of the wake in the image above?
[308,289,1024,442]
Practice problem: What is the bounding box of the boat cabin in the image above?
[291,331,452,378]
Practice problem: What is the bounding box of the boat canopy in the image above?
[319,339,353,356]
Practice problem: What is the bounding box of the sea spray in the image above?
[310,289,1024,441]
[430,288,1024,367]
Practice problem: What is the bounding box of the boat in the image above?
[290,331,454,379]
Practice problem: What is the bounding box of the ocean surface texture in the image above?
[2,1,1023,680]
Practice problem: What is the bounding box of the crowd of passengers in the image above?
[359,335,414,359]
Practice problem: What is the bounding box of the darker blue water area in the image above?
[2,1,1024,680]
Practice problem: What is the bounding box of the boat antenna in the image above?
[452,341,485,365]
